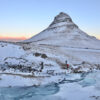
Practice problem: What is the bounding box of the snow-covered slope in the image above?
[25,12,100,49]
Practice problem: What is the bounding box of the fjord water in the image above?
[0,71,100,100]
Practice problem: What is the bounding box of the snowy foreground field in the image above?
[0,42,100,100]
[0,42,100,87]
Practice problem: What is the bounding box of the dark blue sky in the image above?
[0,0,100,39]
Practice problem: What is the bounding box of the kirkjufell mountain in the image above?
[0,12,100,87]
[25,12,100,49]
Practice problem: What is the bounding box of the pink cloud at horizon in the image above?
[0,36,29,42]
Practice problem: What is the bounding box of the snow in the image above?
[0,43,25,63]
[53,71,100,100]
[0,72,65,87]
[0,38,100,87]
[0,74,35,87]
[0,12,100,88]
[1,41,100,87]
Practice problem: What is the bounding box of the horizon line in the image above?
[0,34,100,42]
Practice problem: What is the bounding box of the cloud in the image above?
[0,36,28,42]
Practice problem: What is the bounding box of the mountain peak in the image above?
[56,12,72,21]
[49,12,78,29]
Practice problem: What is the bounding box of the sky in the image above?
[0,0,100,41]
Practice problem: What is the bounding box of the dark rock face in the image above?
[49,12,78,29]
[50,12,72,25]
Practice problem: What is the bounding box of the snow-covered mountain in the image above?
[0,12,100,87]
[25,12,100,49]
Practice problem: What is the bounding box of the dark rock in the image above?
[41,54,47,59]
[34,53,41,57]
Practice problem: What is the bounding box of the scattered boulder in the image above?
[34,53,41,57]
[34,52,47,59]
[41,54,47,59]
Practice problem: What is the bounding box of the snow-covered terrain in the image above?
[0,12,100,89]
[0,12,100,100]
[0,41,100,87]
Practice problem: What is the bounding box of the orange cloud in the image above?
[0,36,28,42]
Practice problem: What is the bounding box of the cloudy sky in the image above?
[0,0,100,41]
